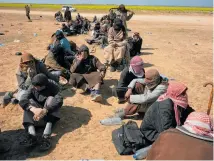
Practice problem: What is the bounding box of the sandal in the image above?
[19,134,37,147]
[39,135,51,151]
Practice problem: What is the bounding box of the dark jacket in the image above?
[70,55,106,74]
[130,37,142,57]
[64,10,72,21]
[118,67,144,88]
[140,99,194,144]
[19,80,62,111]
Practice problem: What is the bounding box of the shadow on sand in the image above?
[0,106,91,160]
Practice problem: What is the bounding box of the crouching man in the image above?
[19,74,63,151]
[69,45,106,102]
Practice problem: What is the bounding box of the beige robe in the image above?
[103,27,130,65]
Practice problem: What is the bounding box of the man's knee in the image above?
[45,96,63,110]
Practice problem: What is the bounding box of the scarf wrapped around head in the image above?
[20,52,34,64]
[158,81,188,125]
[113,18,123,31]
[129,56,145,77]
[182,112,213,138]
[145,69,161,90]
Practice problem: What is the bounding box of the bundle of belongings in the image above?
[55,11,64,22]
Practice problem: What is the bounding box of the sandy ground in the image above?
[0,9,213,159]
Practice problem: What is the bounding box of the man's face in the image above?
[80,51,88,59]
[23,60,35,69]
[34,85,46,92]
[133,35,139,41]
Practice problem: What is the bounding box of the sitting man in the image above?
[129,32,143,57]
[115,69,168,118]
[55,11,63,22]
[44,43,74,81]
[19,74,63,151]
[116,56,145,103]
[101,69,168,125]
[104,18,130,72]
[86,24,108,48]
[69,45,106,102]
[61,23,72,36]
[81,18,90,34]
[2,53,58,107]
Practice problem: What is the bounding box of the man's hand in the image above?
[125,88,132,100]
[30,107,43,121]
[135,82,145,94]
[33,108,48,121]
[76,54,84,61]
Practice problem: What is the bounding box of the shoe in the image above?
[2,92,13,107]
[19,134,37,147]
[11,98,19,105]
[116,65,124,72]
[110,66,116,72]
[114,108,125,118]
[91,94,102,102]
[39,135,51,151]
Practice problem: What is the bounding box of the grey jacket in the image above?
[128,78,168,105]
[16,60,58,90]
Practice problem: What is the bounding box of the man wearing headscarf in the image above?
[69,45,106,102]
[2,53,59,107]
[19,74,63,151]
[55,30,72,52]
[104,18,130,72]
[114,4,134,31]
[138,81,193,147]
[116,56,145,103]
[115,69,168,118]
[44,43,73,81]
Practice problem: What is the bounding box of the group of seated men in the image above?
[56,12,91,36]
[2,4,212,157]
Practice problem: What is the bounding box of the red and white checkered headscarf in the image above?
[183,112,213,138]
[158,81,188,125]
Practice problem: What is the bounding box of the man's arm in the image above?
[39,62,59,82]
[130,85,167,104]
[128,78,145,89]
[19,88,33,111]
[70,58,82,73]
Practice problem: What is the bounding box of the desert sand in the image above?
[0,9,213,159]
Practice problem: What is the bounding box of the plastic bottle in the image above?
[133,145,152,160]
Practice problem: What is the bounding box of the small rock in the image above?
[15,52,22,56]
[195,43,198,45]
[168,42,171,44]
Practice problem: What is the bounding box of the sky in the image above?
[0,0,213,7]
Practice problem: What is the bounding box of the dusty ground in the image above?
[0,9,213,160]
